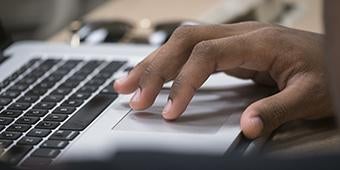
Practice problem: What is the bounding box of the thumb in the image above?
[240,80,311,139]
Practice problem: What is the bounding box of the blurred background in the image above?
[0,0,323,45]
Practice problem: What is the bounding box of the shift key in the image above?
[60,94,117,131]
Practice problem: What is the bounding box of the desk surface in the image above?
[49,0,340,156]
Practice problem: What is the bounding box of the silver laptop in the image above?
[0,24,273,167]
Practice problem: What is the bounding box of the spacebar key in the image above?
[60,94,118,131]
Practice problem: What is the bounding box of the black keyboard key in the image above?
[0,80,10,89]
[0,131,22,140]
[31,148,60,158]
[70,92,91,100]
[62,60,81,69]
[87,60,103,66]
[30,70,45,78]
[44,114,68,122]
[53,69,69,76]
[8,102,31,110]
[18,137,42,145]
[60,81,79,89]
[38,59,60,70]
[0,98,12,106]
[41,140,68,149]
[2,145,33,165]
[27,88,47,96]
[18,77,37,85]
[66,59,82,65]
[16,117,40,124]
[27,129,51,137]
[68,74,87,82]
[42,95,64,102]
[13,68,27,76]
[0,140,13,148]
[6,73,20,81]
[51,88,72,95]
[46,74,64,82]
[0,117,14,125]
[36,82,55,89]
[36,121,60,129]
[50,130,79,141]
[18,95,39,103]
[0,110,22,118]
[34,65,51,72]
[21,157,52,167]
[94,72,112,79]
[60,94,117,131]
[33,102,56,110]
[78,85,98,93]
[7,124,31,132]
[26,58,41,66]
[53,107,76,114]
[61,99,83,107]
[78,63,100,75]
[0,91,20,99]
[8,84,29,92]
[100,61,126,74]
[86,78,106,86]
[26,109,48,117]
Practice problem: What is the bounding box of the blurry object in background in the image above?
[227,0,293,23]
[51,0,323,43]
[0,21,12,51]
[73,19,200,45]
[148,21,200,45]
[69,21,83,47]
[0,0,107,41]
[76,20,133,44]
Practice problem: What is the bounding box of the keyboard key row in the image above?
[0,59,126,167]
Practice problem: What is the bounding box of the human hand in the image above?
[114,22,333,139]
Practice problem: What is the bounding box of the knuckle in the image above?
[170,74,198,100]
[171,25,196,40]
[134,61,148,71]
[191,40,217,59]
[139,62,167,86]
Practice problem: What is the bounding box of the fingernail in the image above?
[130,88,141,109]
[162,99,173,119]
[116,75,128,85]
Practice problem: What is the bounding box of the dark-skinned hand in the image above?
[114,22,333,139]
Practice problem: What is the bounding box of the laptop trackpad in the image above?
[114,84,272,134]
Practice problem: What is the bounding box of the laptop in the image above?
[0,22,274,168]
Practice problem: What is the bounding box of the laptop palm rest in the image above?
[114,84,274,134]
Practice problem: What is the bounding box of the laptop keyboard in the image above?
[0,58,126,167]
